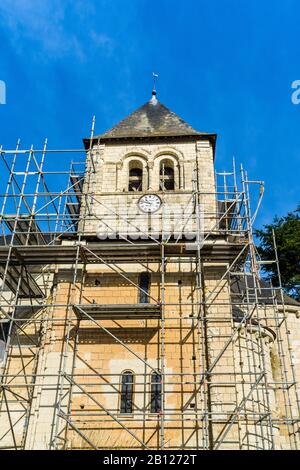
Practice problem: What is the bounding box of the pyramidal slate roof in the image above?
[93,93,213,141]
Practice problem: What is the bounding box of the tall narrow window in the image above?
[159,160,174,190]
[139,272,150,304]
[120,371,134,413]
[0,321,10,363]
[150,372,162,413]
[0,321,9,342]
[128,161,143,191]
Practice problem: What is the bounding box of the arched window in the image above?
[139,272,150,304]
[150,371,162,413]
[120,370,134,413]
[128,161,143,191]
[159,160,174,190]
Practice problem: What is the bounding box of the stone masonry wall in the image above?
[79,139,217,237]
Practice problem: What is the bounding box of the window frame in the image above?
[128,161,143,192]
[139,272,150,304]
[119,370,135,415]
[150,371,162,414]
[159,159,175,191]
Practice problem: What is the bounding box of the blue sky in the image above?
[0,0,299,228]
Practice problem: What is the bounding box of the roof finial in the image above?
[151,72,158,103]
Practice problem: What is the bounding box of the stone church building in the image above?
[0,91,299,450]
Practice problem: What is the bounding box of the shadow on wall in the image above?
[70,326,158,345]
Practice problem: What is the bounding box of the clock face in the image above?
[138,194,162,213]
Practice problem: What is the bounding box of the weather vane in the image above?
[152,72,159,92]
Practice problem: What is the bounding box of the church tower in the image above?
[56,91,240,450]
[80,89,217,239]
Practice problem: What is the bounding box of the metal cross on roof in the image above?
[152,72,159,92]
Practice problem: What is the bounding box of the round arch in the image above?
[153,152,183,190]
[117,153,150,192]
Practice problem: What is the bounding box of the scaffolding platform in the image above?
[0,264,44,298]
[3,215,47,246]
[73,303,161,320]
[0,239,247,265]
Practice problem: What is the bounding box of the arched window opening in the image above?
[159,160,174,190]
[139,272,150,304]
[120,370,134,413]
[128,161,143,191]
[150,371,162,413]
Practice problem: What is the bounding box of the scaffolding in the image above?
[0,128,299,450]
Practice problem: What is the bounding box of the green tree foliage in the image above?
[255,205,300,301]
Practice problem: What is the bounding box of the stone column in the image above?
[179,161,184,189]
[147,161,154,191]
[116,161,123,191]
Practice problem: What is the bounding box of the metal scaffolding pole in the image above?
[0,137,299,450]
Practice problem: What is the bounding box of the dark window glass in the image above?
[0,321,10,342]
[139,272,150,304]
[0,322,9,362]
[129,167,143,191]
[150,372,162,413]
[120,371,134,413]
[160,163,174,190]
